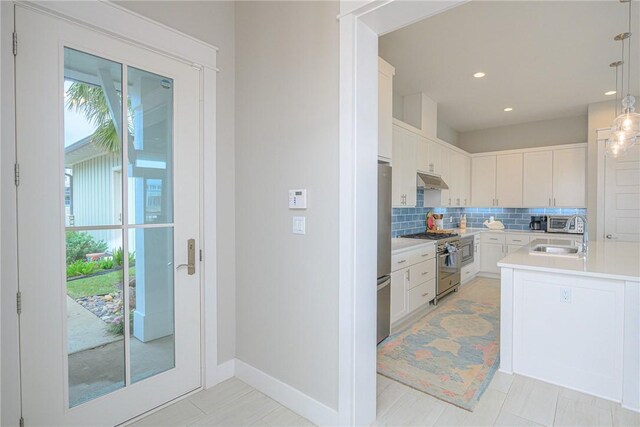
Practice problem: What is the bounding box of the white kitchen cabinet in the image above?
[390,269,408,323]
[391,244,437,324]
[523,151,553,207]
[496,153,523,207]
[392,125,417,207]
[427,140,443,175]
[480,242,505,275]
[378,58,394,162]
[461,155,471,207]
[553,147,586,207]
[471,156,497,206]
[440,147,451,206]
[416,136,429,173]
[473,241,480,275]
[448,151,470,207]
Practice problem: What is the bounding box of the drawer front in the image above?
[391,253,411,271]
[461,264,474,282]
[408,259,436,289]
[483,233,506,244]
[507,235,529,245]
[407,279,436,313]
[392,244,436,271]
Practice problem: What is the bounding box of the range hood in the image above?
[417,172,449,190]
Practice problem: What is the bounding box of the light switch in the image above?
[289,189,307,209]
[292,216,306,235]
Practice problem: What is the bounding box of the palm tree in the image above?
[65,82,130,154]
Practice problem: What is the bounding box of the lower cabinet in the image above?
[390,244,437,325]
[390,269,408,323]
[480,242,506,275]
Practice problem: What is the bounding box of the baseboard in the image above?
[206,358,235,388]
[235,359,339,426]
[477,272,500,280]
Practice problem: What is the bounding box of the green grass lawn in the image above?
[66,267,135,299]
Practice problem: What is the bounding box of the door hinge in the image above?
[19,416,24,427]
[14,163,20,187]
[17,291,22,315]
[12,31,17,56]
[199,249,203,262]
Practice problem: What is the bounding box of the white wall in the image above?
[116,1,237,364]
[235,1,340,410]
[437,119,460,147]
[458,115,588,153]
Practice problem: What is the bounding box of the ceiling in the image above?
[379,1,640,133]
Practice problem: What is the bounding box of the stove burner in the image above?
[402,231,459,240]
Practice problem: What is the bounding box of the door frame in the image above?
[337,2,466,425]
[0,2,219,425]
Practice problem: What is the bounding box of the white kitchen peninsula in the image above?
[498,239,640,412]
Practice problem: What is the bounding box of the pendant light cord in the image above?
[627,0,632,98]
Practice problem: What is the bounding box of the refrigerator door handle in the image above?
[377,275,391,290]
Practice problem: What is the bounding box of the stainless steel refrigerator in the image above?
[377,164,392,344]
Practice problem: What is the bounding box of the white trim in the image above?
[235,359,339,427]
[1,2,218,423]
[207,359,235,386]
[596,128,608,240]
[22,1,219,70]
[469,142,588,157]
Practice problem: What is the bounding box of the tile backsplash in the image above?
[392,189,586,238]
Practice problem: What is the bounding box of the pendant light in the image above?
[606,61,632,157]
[611,0,640,141]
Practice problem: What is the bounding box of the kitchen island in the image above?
[498,239,640,412]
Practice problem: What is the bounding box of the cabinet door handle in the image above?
[448,198,451,205]
[464,198,467,206]
[421,292,429,297]
[456,198,460,205]
[553,198,556,206]
[397,259,406,264]
[421,271,429,276]
[421,253,430,257]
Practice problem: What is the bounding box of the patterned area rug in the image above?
[377,279,500,411]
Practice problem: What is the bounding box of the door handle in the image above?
[606,234,616,239]
[176,238,196,275]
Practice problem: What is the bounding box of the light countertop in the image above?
[392,228,581,254]
[391,238,436,253]
[498,238,640,282]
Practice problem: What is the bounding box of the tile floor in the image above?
[134,276,640,427]
[133,373,640,426]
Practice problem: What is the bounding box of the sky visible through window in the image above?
[64,80,97,147]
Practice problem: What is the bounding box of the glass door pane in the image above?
[127,66,176,384]
[64,48,126,407]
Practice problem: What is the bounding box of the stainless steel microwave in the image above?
[547,215,584,234]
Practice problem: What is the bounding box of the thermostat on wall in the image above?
[289,189,307,209]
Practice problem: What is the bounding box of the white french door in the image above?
[15,5,202,425]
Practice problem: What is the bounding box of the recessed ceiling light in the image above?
[605,90,616,96]
[473,72,486,78]
[503,107,513,112]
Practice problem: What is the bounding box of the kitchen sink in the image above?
[529,244,581,257]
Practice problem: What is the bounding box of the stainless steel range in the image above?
[402,232,461,305]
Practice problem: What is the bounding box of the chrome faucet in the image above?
[566,215,588,254]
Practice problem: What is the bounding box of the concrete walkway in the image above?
[67,296,120,354]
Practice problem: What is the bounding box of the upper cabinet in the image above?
[496,153,523,207]
[392,125,417,207]
[378,58,395,163]
[473,145,587,208]
[471,154,523,207]
[427,140,443,175]
[471,156,497,207]
[552,147,586,207]
[522,147,586,207]
[523,151,553,206]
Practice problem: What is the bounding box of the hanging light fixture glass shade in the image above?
[613,95,640,137]
[606,126,634,158]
